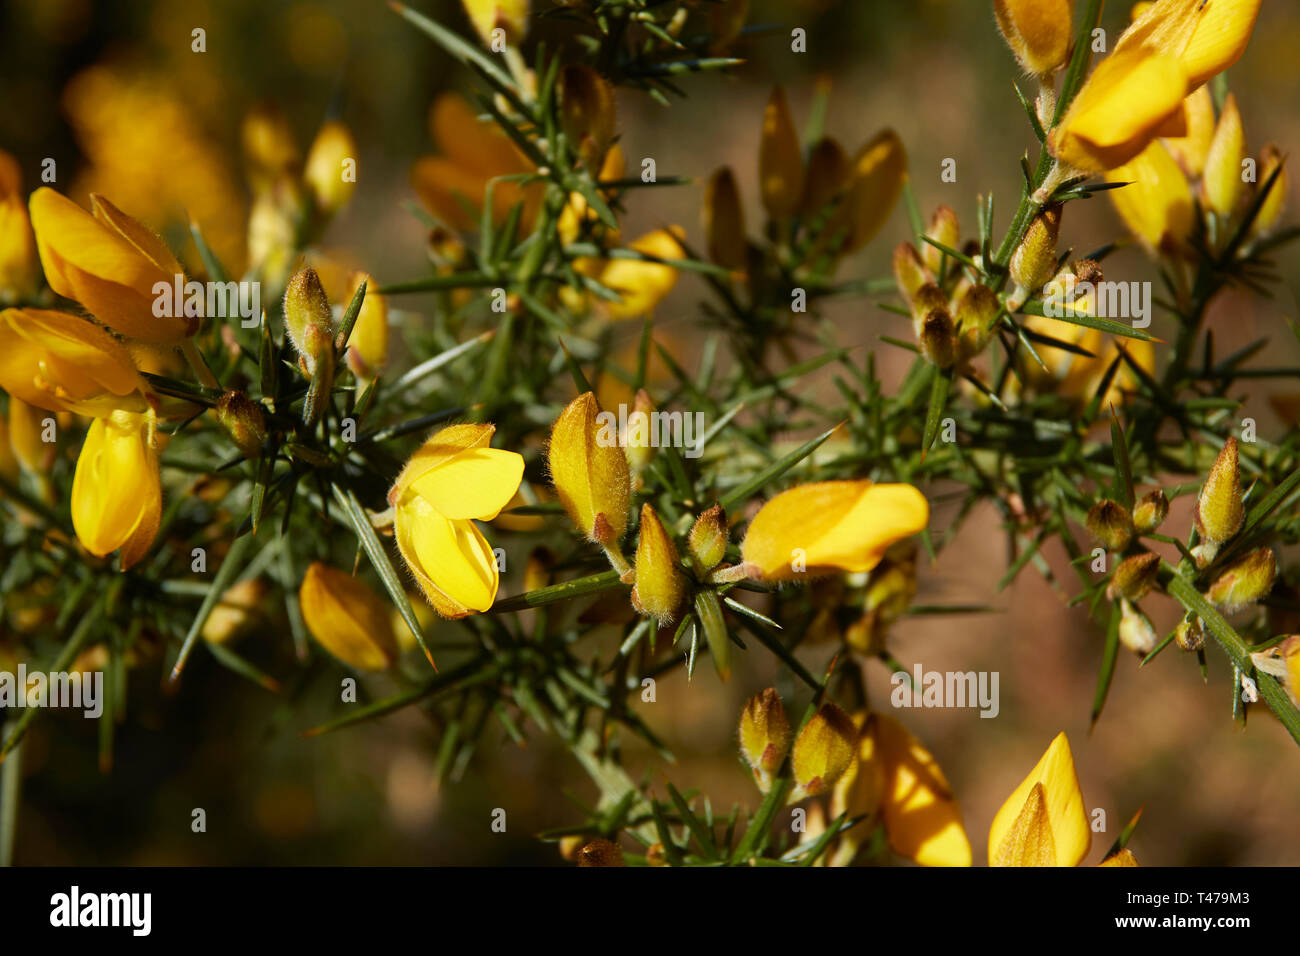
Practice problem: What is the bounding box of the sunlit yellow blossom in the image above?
[0,151,39,303]
[70,408,161,570]
[389,423,524,618]
[303,120,358,216]
[29,188,193,343]
[461,0,529,47]
[994,0,1073,77]
[548,392,631,544]
[595,227,686,321]
[989,732,1090,867]
[631,504,686,625]
[344,271,388,381]
[299,562,399,670]
[0,307,150,417]
[411,93,542,231]
[1112,0,1261,92]
[875,713,972,867]
[791,703,857,800]
[1105,141,1194,254]
[740,479,929,583]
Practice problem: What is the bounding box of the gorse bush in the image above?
[0,0,1296,867]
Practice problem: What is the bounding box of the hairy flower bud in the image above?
[1009,203,1062,302]
[954,283,1001,358]
[922,205,960,274]
[215,390,267,459]
[688,504,728,573]
[1174,615,1206,652]
[1200,93,1246,219]
[1132,489,1169,534]
[909,282,948,336]
[299,562,399,671]
[1206,547,1276,613]
[623,388,656,476]
[739,687,790,793]
[549,392,631,544]
[759,86,804,220]
[284,266,337,426]
[1195,437,1243,545]
[1107,551,1160,601]
[1087,498,1133,552]
[631,504,686,625]
[919,308,957,369]
[1118,599,1157,656]
[893,242,932,305]
[576,838,624,867]
[791,702,857,801]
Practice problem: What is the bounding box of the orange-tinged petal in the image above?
[299,562,399,671]
[90,193,184,278]
[741,480,929,582]
[876,713,972,867]
[989,731,1091,867]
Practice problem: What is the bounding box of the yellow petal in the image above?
[1200,92,1246,218]
[298,562,398,671]
[1162,85,1216,178]
[395,497,499,616]
[461,0,529,46]
[875,713,972,867]
[548,392,630,542]
[1105,140,1194,252]
[304,120,358,215]
[344,272,388,379]
[90,193,184,278]
[1178,0,1261,89]
[1252,145,1288,239]
[994,0,1073,76]
[741,480,929,582]
[1099,847,1141,867]
[631,504,685,625]
[842,129,906,252]
[390,422,495,502]
[759,87,804,220]
[988,731,1091,867]
[790,703,857,800]
[407,447,525,521]
[598,228,685,321]
[70,410,160,568]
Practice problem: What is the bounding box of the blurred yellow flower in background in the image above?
[299,562,399,671]
[0,150,40,303]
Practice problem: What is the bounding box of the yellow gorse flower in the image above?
[989,731,1091,867]
[0,307,150,417]
[994,0,1073,77]
[740,479,929,583]
[70,407,162,571]
[1050,0,1261,173]
[299,562,400,671]
[595,227,686,321]
[343,271,388,381]
[461,0,529,47]
[411,93,543,231]
[389,423,524,618]
[790,702,857,800]
[303,120,358,217]
[548,392,631,544]
[1104,140,1195,254]
[29,188,194,343]
[0,150,39,303]
[631,504,686,625]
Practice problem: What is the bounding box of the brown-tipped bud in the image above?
[1087,498,1133,552]
[922,205,960,274]
[283,266,335,374]
[954,283,1001,357]
[688,504,728,573]
[1009,202,1062,297]
[1132,489,1169,534]
[561,64,616,172]
[1174,615,1206,652]
[739,687,790,793]
[909,282,948,335]
[1251,145,1288,239]
[1206,547,1277,613]
[704,167,747,270]
[1107,551,1160,601]
[919,308,957,369]
[1118,599,1157,656]
[623,388,657,475]
[1072,258,1103,286]
[893,242,932,305]
[576,838,625,867]
[631,504,686,625]
[1195,437,1243,545]
[791,703,857,801]
[799,136,849,217]
[215,390,267,459]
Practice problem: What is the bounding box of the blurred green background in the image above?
[2,0,1299,865]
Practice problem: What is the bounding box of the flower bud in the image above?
[283,266,337,426]
[739,687,790,793]
[560,65,616,172]
[799,137,848,217]
[759,86,804,220]
[791,702,857,801]
[303,120,358,217]
[623,388,657,476]
[299,562,399,671]
[575,838,624,867]
[1206,547,1276,613]
[909,282,948,336]
[704,167,747,270]
[631,504,686,625]
[893,242,932,305]
[994,0,1073,77]
[1087,498,1134,552]
[1250,635,1300,709]
[202,577,269,645]
[1251,144,1288,239]
[841,129,907,253]
[549,392,631,544]
[1200,93,1246,219]
[344,271,388,381]
[688,504,728,573]
[1118,599,1157,656]
[1009,203,1062,301]
[1107,551,1160,601]
[1174,615,1206,652]
[241,102,300,195]
[954,283,1001,357]
[922,205,960,274]
[708,0,749,53]
[215,390,267,459]
[919,308,957,369]
[1132,489,1169,534]
[1194,437,1243,545]
[8,397,55,474]
[0,151,39,303]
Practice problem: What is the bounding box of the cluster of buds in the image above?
[739,688,857,803]
[893,207,1001,370]
[1191,439,1277,616]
